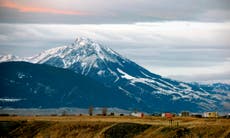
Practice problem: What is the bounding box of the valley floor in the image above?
[0,116,230,138]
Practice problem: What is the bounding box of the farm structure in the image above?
[181,111,190,117]
[131,112,144,118]
[161,113,173,118]
[203,112,218,118]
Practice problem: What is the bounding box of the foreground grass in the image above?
[0,116,229,138]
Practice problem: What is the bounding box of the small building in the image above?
[181,111,190,117]
[203,112,218,118]
[131,112,144,118]
[162,112,173,118]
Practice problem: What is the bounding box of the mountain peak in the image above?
[71,37,106,55]
[0,37,229,112]
[75,37,92,43]
[71,37,122,62]
[73,37,95,47]
[25,37,127,74]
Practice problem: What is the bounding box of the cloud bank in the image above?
[0,0,230,23]
[0,22,229,83]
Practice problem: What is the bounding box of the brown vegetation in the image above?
[0,116,229,138]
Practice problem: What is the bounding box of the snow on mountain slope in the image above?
[1,37,229,112]
[0,54,20,62]
[30,37,123,69]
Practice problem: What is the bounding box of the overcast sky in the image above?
[0,0,230,83]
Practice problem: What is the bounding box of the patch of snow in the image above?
[159,79,178,90]
[117,68,136,80]
[97,70,104,76]
[0,54,20,62]
[172,95,181,101]
[140,71,152,78]
[118,86,131,96]
[179,83,192,91]
[108,68,119,82]
[0,98,24,102]
[17,72,26,79]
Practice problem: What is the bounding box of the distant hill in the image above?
[0,62,140,109]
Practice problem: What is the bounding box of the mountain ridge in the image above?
[0,37,229,112]
[0,61,143,110]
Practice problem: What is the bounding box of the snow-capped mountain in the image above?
[1,37,229,112]
[0,55,20,62]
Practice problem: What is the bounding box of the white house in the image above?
[131,112,144,118]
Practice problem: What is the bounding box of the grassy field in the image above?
[0,116,229,138]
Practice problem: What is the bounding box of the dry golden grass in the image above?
[0,116,229,138]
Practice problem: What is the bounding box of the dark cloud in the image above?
[0,0,230,23]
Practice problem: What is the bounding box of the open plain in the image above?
[0,115,229,138]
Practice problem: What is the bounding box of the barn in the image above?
[162,112,173,118]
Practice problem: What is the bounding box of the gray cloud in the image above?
[0,0,230,23]
[0,1,229,83]
[0,22,229,83]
